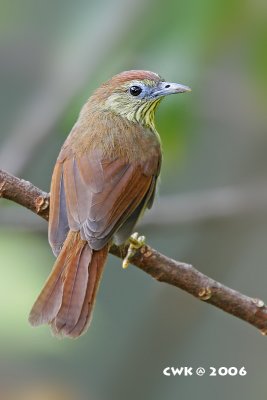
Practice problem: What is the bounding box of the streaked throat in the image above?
[133,99,161,130]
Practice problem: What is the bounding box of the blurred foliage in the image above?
[1,0,267,399]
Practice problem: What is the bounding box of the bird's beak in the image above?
[151,81,191,98]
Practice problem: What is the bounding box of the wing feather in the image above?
[48,162,69,256]
[49,149,160,253]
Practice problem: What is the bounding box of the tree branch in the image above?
[1,168,267,335]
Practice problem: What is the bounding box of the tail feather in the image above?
[28,235,72,326]
[51,243,90,335]
[29,231,108,338]
[67,245,109,338]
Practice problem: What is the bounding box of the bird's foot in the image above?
[122,232,146,269]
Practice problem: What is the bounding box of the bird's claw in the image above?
[122,232,146,269]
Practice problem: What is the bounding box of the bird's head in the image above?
[90,70,191,130]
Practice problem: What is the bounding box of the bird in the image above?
[28,70,191,338]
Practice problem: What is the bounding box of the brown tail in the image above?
[29,231,109,338]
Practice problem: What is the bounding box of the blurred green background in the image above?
[1,0,267,399]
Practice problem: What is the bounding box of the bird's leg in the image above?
[122,232,146,269]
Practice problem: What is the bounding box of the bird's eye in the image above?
[129,85,142,96]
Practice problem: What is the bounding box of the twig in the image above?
[0,170,49,220]
[1,168,267,335]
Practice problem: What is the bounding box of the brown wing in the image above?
[48,162,69,256]
[48,148,160,254]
